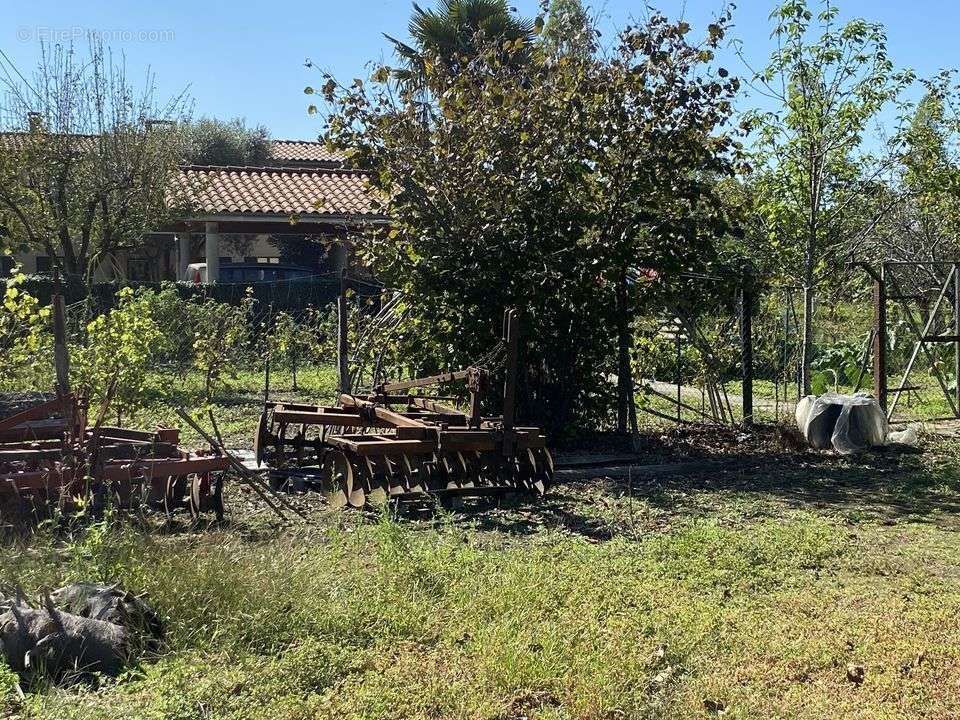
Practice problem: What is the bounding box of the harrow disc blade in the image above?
[528,447,553,496]
[253,410,269,467]
[321,451,351,509]
[386,456,406,496]
[401,455,425,494]
[347,454,367,508]
[365,457,388,506]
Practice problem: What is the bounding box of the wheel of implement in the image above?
[253,410,269,467]
[364,456,390,506]
[189,472,225,521]
[321,450,352,509]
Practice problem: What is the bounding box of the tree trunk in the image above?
[801,271,814,396]
[616,272,633,433]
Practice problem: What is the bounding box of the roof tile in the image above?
[170,165,383,218]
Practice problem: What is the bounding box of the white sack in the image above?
[796,392,888,454]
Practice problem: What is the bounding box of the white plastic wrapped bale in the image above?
[795,392,889,454]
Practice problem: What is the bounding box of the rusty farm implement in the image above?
[0,287,229,523]
[254,308,553,507]
[0,394,228,521]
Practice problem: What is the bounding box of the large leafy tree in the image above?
[321,11,739,433]
[0,39,189,282]
[741,0,912,394]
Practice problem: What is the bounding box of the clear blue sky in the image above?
[0,0,954,140]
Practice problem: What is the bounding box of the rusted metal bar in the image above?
[378,369,472,394]
[955,263,959,414]
[872,264,887,411]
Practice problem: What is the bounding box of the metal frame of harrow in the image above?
[255,309,554,508]
[0,395,228,520]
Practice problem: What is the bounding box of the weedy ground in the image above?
[3,363,960,719]
[0,414,959,719]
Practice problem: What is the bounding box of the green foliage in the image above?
[811,339,862,393]
[325,10,740,432]
[742,0,913,282]
[190,290,256,404]
[0,271,52,390]
[179,117,273,166]
[541,0,595,58]
[72,287,164,423]
[267,310,324,390]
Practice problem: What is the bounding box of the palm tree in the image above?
[385,0,533,84]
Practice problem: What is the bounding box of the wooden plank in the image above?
[922,335,960,343]
[0,420,66,442]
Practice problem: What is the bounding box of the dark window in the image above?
[219,256,233,266]
[127,259,150,281]
[0,256,13,276]
[35,256,52,273]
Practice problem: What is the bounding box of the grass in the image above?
[3,432,960,719]
[5,358,960,718]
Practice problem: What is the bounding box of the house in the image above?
[4,138,387,282]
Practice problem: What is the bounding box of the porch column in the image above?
[330,240,348,273]
[176,232,190,280]
[205,222,220,284]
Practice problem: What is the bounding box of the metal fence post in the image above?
[872,263,887,411]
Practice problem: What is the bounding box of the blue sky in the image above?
[0,1,955,140]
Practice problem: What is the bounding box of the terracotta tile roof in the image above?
[270,139,345,165]
[3,133,347,166]
[171,165,384,218]
[0,131,97,153]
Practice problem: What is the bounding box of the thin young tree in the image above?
[741,0,912,393]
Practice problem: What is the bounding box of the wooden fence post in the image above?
[338,268,351,395]
[740,270,754,427]
[51,271,70,398]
